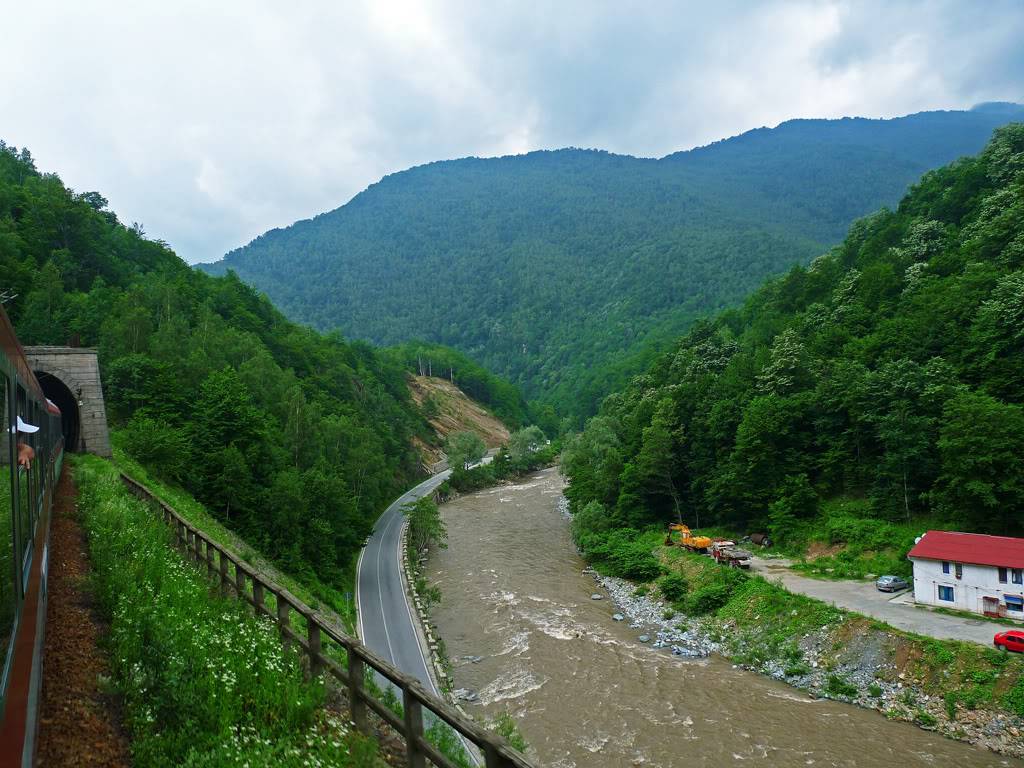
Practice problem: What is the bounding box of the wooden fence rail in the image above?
[119,473,535,768]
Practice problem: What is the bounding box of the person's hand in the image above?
[17,442,34,470]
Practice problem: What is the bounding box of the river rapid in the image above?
[425,467,1021,768]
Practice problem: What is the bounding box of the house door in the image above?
[982,596,1002,618]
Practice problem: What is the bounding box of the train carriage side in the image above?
[0,305,64,767]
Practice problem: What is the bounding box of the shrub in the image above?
[825,674,858,699]
[944,692,958,720]
[657,572,690,602]
[1006,678,1024,718]
[869,683,883,698]
[915,710,937,728]
[684,581,736,615]
[577,528,662,581]
[117,415,191,482]
[489,712,529,754]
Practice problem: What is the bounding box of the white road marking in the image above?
[375,509,400,663]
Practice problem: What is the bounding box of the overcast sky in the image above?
[2,1,1022,264]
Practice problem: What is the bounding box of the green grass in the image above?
[74,454,379,767]
[112,446,358,632]
[113,448,502,768]
[825,674,859,699]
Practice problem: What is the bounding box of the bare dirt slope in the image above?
[408,375,510,467]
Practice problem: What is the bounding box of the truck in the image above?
[709,539,752,569]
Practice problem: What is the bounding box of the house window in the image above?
[942,562,950,574]
[1006,599,1024,615]
[1013,569,1023,585]
[955,563,963,579]
[938,585,954,602]
[999,567,1008,583]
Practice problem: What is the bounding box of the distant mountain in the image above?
[200,104,1024,422]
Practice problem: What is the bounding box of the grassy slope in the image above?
[73,454,380,767]
[111,446,359,631]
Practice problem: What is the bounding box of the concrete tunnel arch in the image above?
[23,347,111,457]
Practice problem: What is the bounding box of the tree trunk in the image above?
[902,468,911,523]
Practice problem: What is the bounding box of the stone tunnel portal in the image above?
[34,371,80,453]
[22,347,111,457]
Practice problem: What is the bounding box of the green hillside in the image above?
[0,141,432,590]
[202,104,1024,422]
[563,123,1024,541]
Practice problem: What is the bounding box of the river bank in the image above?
[569,486,1024,759]
[425,468,1019,767]
[591,565,1024,758]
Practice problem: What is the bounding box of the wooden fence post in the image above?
[219,549,230,597]
[347,651,368,734]
[234,562,246,599]
[206,539,216,581]
[277,596,291,647]
[484,744,508,768]
[307,620,323,679]
[253,580,265,617]
[402,688,426,768]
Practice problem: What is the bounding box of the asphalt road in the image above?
[750,556,1003,646]
[356,469,452,694]
[356,466,487,765]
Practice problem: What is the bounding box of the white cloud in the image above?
[0,0,1020,263]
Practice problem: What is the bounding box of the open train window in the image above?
[15,385,32,579]
[0,374,15,675]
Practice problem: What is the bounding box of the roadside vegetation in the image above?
[443,426,558,495]
[74,455,379,767]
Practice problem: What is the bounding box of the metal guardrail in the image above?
[119,473,535,768]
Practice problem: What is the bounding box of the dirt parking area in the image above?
[750,556,1003,646]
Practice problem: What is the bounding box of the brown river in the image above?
[426,467,1021,768]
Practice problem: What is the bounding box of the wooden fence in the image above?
[119,473,535,768]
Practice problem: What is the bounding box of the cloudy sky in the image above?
[2,1,1022,264]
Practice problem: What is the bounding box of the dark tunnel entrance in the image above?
[34,372,80,452]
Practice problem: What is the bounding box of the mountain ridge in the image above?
[200,104,1024,421]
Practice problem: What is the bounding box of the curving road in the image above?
[356,469,452,694]
[356,455,496,764]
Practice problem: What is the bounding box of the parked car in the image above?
[875,575,910,592]
[994,630,1024,652]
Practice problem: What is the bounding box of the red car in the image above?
[994,630,1024,652]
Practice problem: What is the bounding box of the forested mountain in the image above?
[202,104,1024,422]
[563,124,1024,542]
[0,141,437,587]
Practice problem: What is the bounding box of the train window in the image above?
[0,375,15,658]
[15,388,32,570]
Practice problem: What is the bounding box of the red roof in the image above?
[908,530,1024,569]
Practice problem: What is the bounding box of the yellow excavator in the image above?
[665,523,713,553]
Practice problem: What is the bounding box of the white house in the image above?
[908,530,1024,618]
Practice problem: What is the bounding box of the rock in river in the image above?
[612,613,625,621]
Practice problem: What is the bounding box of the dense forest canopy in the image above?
[563,124,1024,542]
[202,104,1024,423]
[0,141,447,588]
